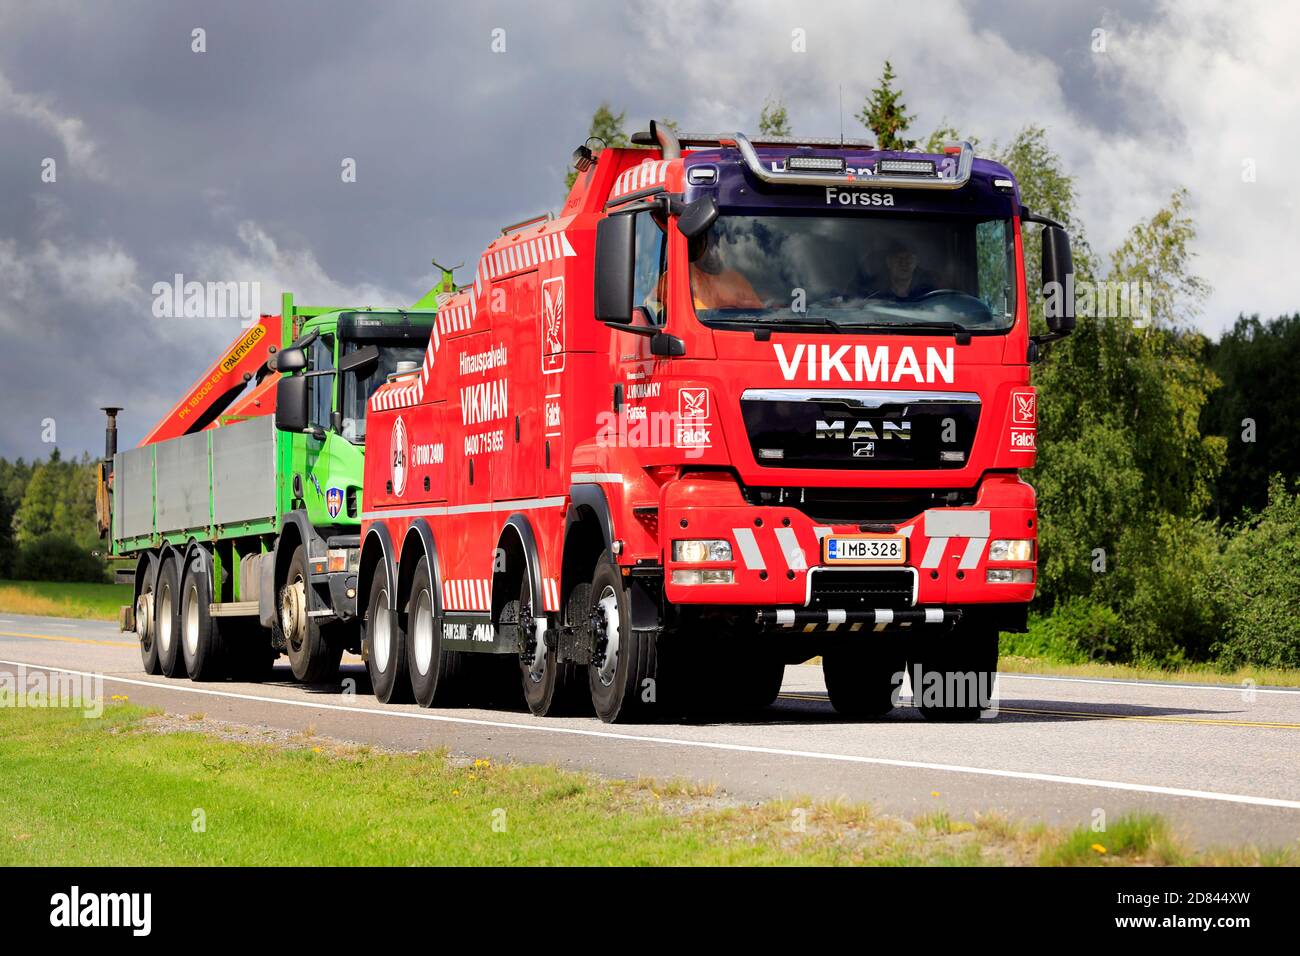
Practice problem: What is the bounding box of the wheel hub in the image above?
[135,590,153,644]
[522,599,548,683]
[412,589,434,677]
[373,588,392,672]
[280,577,307,647]
[592,588,621,687]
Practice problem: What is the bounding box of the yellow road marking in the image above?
[0,629,137,649]
[777,693,1300,730]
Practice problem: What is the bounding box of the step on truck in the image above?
[100,291,439,683]
[358,123,1076,723]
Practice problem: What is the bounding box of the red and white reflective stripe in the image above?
[542,577,560,613]
[369,229,576,414]
[441,578,493,611]
[611,159,670,199]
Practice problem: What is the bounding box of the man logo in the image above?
[391,416,409,497]
[541,277,565,373]
[853,441,876,458]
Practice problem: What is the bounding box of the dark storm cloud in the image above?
[0,0,1292,459]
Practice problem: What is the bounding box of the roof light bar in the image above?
[731,133,974,191]
[877,158,935,176]
[787,155,846,173]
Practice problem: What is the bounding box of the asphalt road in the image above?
[3,612,1299,850]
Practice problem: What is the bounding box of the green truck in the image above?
[101,289,440,684]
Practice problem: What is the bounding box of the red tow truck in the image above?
[358,123,1075,722]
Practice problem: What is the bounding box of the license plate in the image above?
[821,534,906,565]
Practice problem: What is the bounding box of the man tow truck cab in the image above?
[358,122,1075,724]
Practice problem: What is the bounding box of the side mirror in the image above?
[340,344,379,379]
[676,195,718,239]
[594,213,635,322]
[1041,225,1076,336]
[275,347,307,373]
[275,374,308,433]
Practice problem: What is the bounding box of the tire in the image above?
[406,557,464,708]
[228,621,277,682]
[823,640,906,718]
[136,568,160,675]
[281,544,343,684]
[514,573,587,717]
[155,553,186,678]
[910,626,999,722]
[364,560,411,704]
[180,554,229,681]
[587,551,658,724]
[732,654,786,711]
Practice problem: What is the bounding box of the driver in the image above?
[687,231,763,310]
[877,239,933,300]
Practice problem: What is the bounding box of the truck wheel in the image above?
[281,545,342,684]
[910,627,999,722]
[406,557,463,708]
[514,574,587,717]
[823,641,906,718]
[180,557,228,681]
[587,551,657,724]
[732,655,786,710]
[364,560,411,704]
[136,577,160,675]
[228,622,276,682]
[156,553,186,678]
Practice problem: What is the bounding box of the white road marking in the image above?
[4,657,1299,812]
[999,672,1300,697]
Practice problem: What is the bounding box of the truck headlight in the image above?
[987,568,1034,584]
[988,539,1035,562]
[328,547,361,574]
[672,539,733,563]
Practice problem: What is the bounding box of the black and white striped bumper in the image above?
[755,606,962,632]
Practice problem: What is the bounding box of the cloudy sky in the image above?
[0,0,1294,458]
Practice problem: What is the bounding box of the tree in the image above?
[758,96,790,137]
[858,61,914,150]
[566,103,630,189]
[1201,313,1300,518]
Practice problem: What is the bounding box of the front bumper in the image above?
[660,472,1036,616]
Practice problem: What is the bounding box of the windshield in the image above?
[688,213,1016,333]
[340,341,427,443]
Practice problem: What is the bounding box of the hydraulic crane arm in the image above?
[136,318,279,446]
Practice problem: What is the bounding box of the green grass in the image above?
[0,579,131,622]
[0,704,1291,866]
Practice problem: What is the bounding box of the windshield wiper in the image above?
[707,314,846,332]
[848,320,976,342]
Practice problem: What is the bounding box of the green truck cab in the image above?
[108,290,438,684]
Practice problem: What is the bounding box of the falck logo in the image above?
[541,277,565,374]
[1012,391,1036,425]
[390,415,409,497]
[678,387,709,420]
[1009,389,1036,453]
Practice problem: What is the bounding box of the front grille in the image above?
[740,388,980,470]
[741,484,977,525]
[807,568,915,610]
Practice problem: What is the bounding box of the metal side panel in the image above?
[211,416,278,527]
[114,445,156,541]
[155,431,212,534]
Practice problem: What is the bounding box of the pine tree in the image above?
[858,61,915,150]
